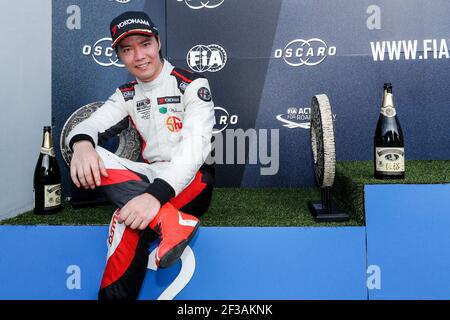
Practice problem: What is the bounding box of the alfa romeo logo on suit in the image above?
[82,37,124,68]
[177,0,225,9]
[187,44,227,72]
[197,87,212,102]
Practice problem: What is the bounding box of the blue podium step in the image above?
[0,226,366,300]
[365,183,450,299]
[1,183,449,299]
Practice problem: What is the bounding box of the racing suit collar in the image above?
[137,59,173,91]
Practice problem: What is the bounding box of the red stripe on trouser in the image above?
[101,169,141,186]
[100,227,140,289]
[99,169,144,290]
[170,171,207,209]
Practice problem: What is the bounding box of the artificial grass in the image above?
[2,160,448,227]
[333,159,450,224]
[1,188,360,227]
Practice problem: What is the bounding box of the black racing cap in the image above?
[110,11,159,48]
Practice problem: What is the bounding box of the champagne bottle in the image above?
[33,126,62,214]
[374,83,405,179]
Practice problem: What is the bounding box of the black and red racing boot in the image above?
[149,202,200,268]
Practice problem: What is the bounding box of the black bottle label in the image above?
[375,147,405,172]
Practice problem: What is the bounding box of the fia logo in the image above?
[274,38,336,67]
[177,0,225,9]
[187,44,227,72]
[82,38,124,68]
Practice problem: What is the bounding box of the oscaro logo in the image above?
[108,0,132,3]
[213,106,238,134]
[177,0,224,9]
[274,38,336,67]
[187,44,227,72]
[82,38,124,68]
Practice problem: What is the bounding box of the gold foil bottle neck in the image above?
[41,128,55,156]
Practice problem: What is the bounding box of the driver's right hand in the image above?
[70,140,109,189]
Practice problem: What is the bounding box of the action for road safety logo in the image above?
[166,116,183,132]
[276,107,311,129]
[276,107,336,129]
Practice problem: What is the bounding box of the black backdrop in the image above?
[53,0,450,198]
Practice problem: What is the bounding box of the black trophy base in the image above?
[308,201,350,222]
[70,198,110,209]
[69,183,110,209]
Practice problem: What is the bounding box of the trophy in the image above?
[60,101,141,166]
[308,94,349,222]
[60,102,141,207]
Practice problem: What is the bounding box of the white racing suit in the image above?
[66,60,215,299]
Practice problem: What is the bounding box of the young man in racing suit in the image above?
[65,11,214,300]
